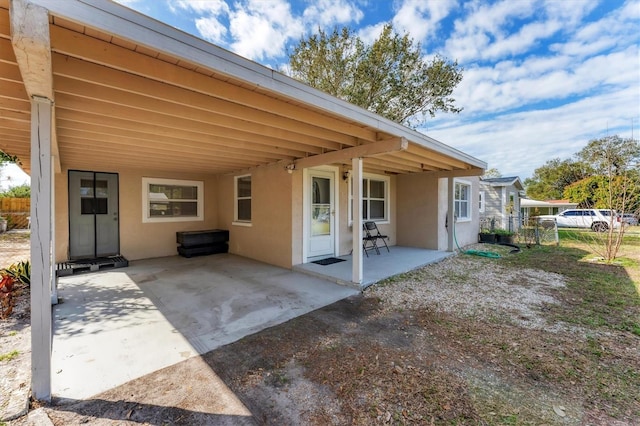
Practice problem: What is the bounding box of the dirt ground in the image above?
[2,235,639,425]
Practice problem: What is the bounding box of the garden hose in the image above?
[452,216,502,259]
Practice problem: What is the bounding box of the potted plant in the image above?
[478,229,497,243]
[494,229,515,244]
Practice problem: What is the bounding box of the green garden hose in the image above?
[452,217,502,259]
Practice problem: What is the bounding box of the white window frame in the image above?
[479,190,485,214]
[233,174,252,227]
[142,177,203,223]
[454,179,472,222]
[348,172,390,224]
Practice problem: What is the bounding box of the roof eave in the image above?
[29,0,486,170]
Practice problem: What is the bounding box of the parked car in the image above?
[621,213,639,226]
[537,209,621,232]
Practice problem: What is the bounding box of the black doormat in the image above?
[312,257,346,266]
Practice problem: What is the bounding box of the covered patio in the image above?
[295,246,452,288]
[52,253,358,400]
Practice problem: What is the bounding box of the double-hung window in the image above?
[234,175,252,225]
[142,177,203,223]
[349,174,389,223]
[454,180,471,221]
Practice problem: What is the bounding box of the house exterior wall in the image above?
[437,177,480,250]
[480,183,522,230]
[396,172,440,249]
[218,162,293,269]
[482,186,503,219]
[54,168,219,262]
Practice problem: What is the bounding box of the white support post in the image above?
[30,96,53,401]
[447,177,455,252]
[352,157,363,284]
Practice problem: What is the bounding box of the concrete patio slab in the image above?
[52,254,358,400]
[294,246,453,288]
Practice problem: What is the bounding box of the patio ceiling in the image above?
[0,0,485,177]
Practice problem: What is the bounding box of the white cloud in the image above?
[426,85,639,178]
[357,22,387,45]
[171,0,230,15]
[227,0,305,61]
[391,0,457,42]
[194,16,228,44]
[302,0,364,27]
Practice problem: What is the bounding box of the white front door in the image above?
[307,169,336,258]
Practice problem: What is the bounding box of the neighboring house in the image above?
[520,199,579,219]
[0,0,486,399]
[479,177,524,231]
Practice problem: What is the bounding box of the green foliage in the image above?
[0,151,19,164]
[0,183,30,198]
[481,168,501,179]
[288,24,463,128]
[1,260,30,286]
[0,350,19,362]
[564,174,640,212]
[524,158,592,200]
[577,135,640,176]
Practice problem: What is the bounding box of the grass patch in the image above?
[0,350,19,362]
[502,242,640,336]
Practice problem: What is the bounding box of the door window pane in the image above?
[311,177,331,236]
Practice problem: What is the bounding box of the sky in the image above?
[2,0,639,188]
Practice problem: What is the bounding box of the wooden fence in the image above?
[0,198,30,229]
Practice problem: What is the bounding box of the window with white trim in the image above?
[479,190,485,213]
[234,175,252,224]
[349,174,389,222]
[454,181,471,221]
[142,177,203,223]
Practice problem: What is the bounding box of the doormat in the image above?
[312,257,346,266]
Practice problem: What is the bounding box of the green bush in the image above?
[0,260,30,285]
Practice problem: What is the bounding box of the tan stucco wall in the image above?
[54,172,69,262]
[396,172,440,249]
[218,163,293,269]
[55,167,219,262]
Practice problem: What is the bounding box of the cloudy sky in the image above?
[3,0,638,188]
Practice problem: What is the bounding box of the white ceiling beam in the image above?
[294,138,408,170]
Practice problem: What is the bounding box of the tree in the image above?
[0,184,30,198]
[567,136,640,211]
[524,158,593,200]
[482,168,502,179]
[563,136,640,262]
[288,24,463,128]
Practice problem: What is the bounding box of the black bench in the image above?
[176,229,229,258]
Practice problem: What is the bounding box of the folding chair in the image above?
[362,221,389,257]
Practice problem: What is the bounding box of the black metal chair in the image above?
[362,221,389,257]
